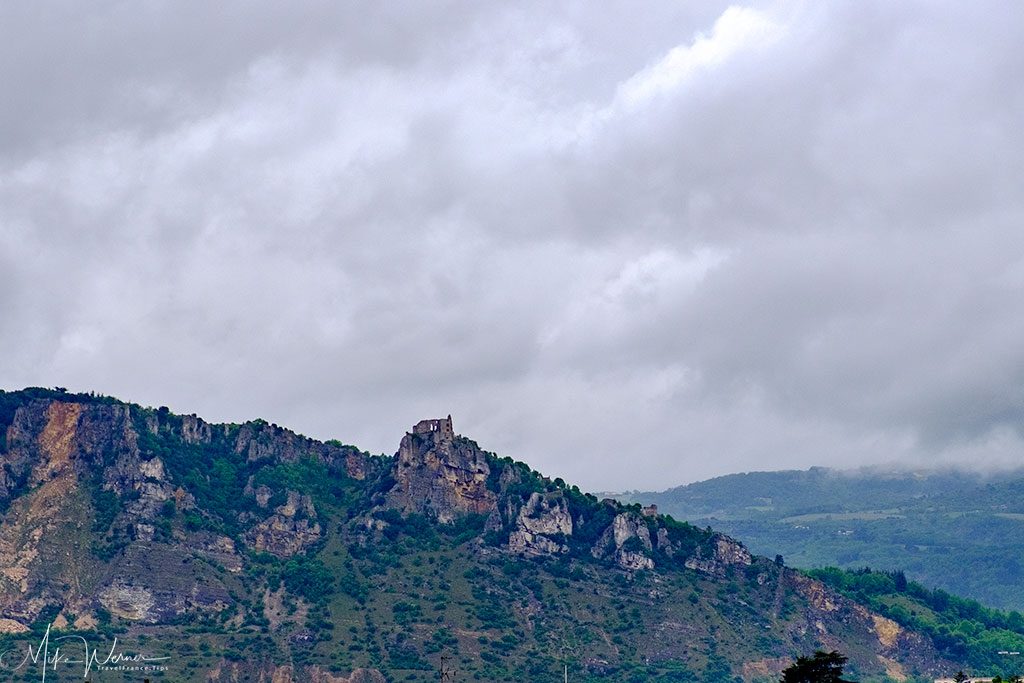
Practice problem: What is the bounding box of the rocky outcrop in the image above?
[2,400,157,499]
[784,570,943,676]
[189,532,243,572]
[140,408,371,481]
[179,414,213,444]
[508,492,572,556]
[342,449,370,481]
[98,583,156,621]
[0,399,185,626]
[232,421,369,480]
[386,418,496,523]
[97,539,233,623]
[684,533,752,576]
[0,618,29,634]
[592,512,655,570]
[244,491,322,558]
[0,395,356,626]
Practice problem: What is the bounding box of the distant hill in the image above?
[0,387,973,682]
[616,466,1024,612]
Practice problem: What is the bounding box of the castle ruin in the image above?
[411,415,454,439]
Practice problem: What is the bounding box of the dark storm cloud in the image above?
[2,1,1023,490]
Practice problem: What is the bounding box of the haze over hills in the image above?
[616,466,1024,611]
[0,387,991,682]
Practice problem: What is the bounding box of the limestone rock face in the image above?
[180,414,213,444]
[0,399,190,627]
[684,533,752,575]
[655,527,673,555]
[386,418,496,523]
[1,399,167,503]
[191,532,243,572]
[232,420,369,480]
[244,491,322,558]
[508,492,573,556]
[592,512,655,570]
[0,396,366,628]
[782,570,942,675]
[97,538,234,623]
[98,583,156,621]
[342,449,370,481]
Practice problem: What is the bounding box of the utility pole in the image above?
[439,654,455,682]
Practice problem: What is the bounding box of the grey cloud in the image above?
[2,1,1023,490]
[0,1,497,161]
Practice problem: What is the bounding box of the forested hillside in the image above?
[618,467,1024,610]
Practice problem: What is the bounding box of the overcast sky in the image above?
[2,2,1023,491]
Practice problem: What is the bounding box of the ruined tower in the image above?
[410,415,453,440]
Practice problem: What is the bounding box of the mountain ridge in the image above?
[0,387,964,681]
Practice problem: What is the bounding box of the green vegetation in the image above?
[281,555,334,601]
[134,411,255,536]
[251,456,353,507]
[619,466,1024,610]
[810,566,1024,675]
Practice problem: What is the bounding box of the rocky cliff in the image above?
[385,420,495,523]
[0,391,372,630]
[507,491,573,556]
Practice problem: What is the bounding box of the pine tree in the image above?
[780,650,855,683]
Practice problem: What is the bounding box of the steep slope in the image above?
[809,566,1024,675]
[617,467,1024,611]
[0,388,962,681]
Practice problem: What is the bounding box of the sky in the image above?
[2,2,1023,491]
